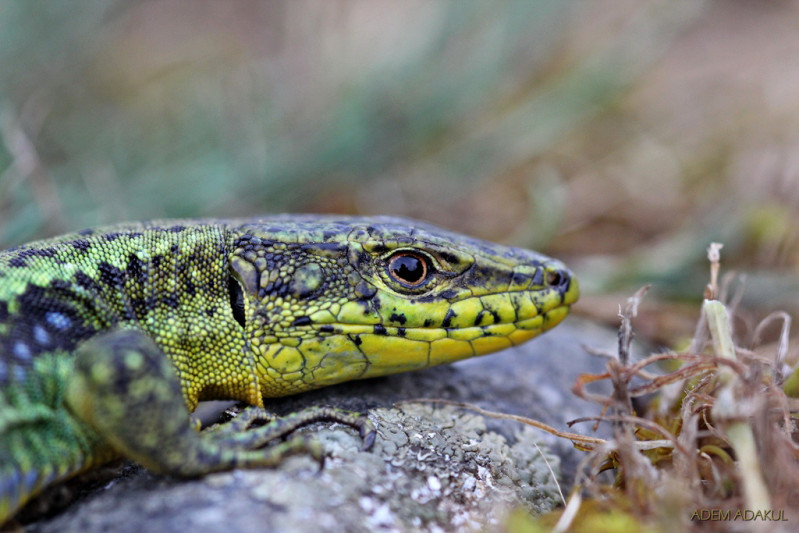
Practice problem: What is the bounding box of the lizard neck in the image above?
[0,222,262,411]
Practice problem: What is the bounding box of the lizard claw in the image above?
[360,422,377,451]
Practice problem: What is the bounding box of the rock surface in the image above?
[25,318,615,532]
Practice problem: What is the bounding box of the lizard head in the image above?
[227,216,578,397]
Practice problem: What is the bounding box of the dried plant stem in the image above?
[704,300,736,384]
[704,299,771,514]
[552,489,582,533]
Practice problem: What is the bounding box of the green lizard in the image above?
[0,215,578,523]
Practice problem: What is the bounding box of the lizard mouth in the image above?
[294,275,579,355]
[299,295,574,355]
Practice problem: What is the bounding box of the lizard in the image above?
[0,214,578,524]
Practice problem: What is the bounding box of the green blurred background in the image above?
[2,0,799,343]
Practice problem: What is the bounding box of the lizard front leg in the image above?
[65,329,374,477]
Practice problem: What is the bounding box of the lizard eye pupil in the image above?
[388,253,428,286]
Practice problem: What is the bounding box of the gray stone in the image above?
[26,318,614,532]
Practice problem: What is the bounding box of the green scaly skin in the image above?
[0,215,578,523]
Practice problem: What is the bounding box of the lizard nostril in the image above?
[546,269,569,289]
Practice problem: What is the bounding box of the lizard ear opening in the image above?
[228,275,246,328]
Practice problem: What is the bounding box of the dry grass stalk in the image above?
[418,241,799,531]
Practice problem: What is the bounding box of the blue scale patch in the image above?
[13,342,31,362]
[46,312,72,330]
[34,325,51,346]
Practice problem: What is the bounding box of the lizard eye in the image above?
[387,251,430,288]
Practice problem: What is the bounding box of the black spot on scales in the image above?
[74,272,102,293]
[97,262,125,287]
[163,294,180,309]
[389,312,407,325]
[130,298,146,317]
[510,271,530,287]
[50,279,72,291]
[291,316,312,327]
[442,309,457,328]
[168,225,186,233]
[397,327,406,337]
[0,301,8,321]
[355,251,370,268]
[103,233,122,242]
[352,335,363,346]
[31,248,57,258]
[277,284,292,299]
[8,257,27,268]
[373,324,387,335]
[126,254,147,285]
[184,278,196,297]
[71,240,91,252]
[319,325,335,333]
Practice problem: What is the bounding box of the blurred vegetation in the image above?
[3,2,799,529]
[2,0,799,342]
